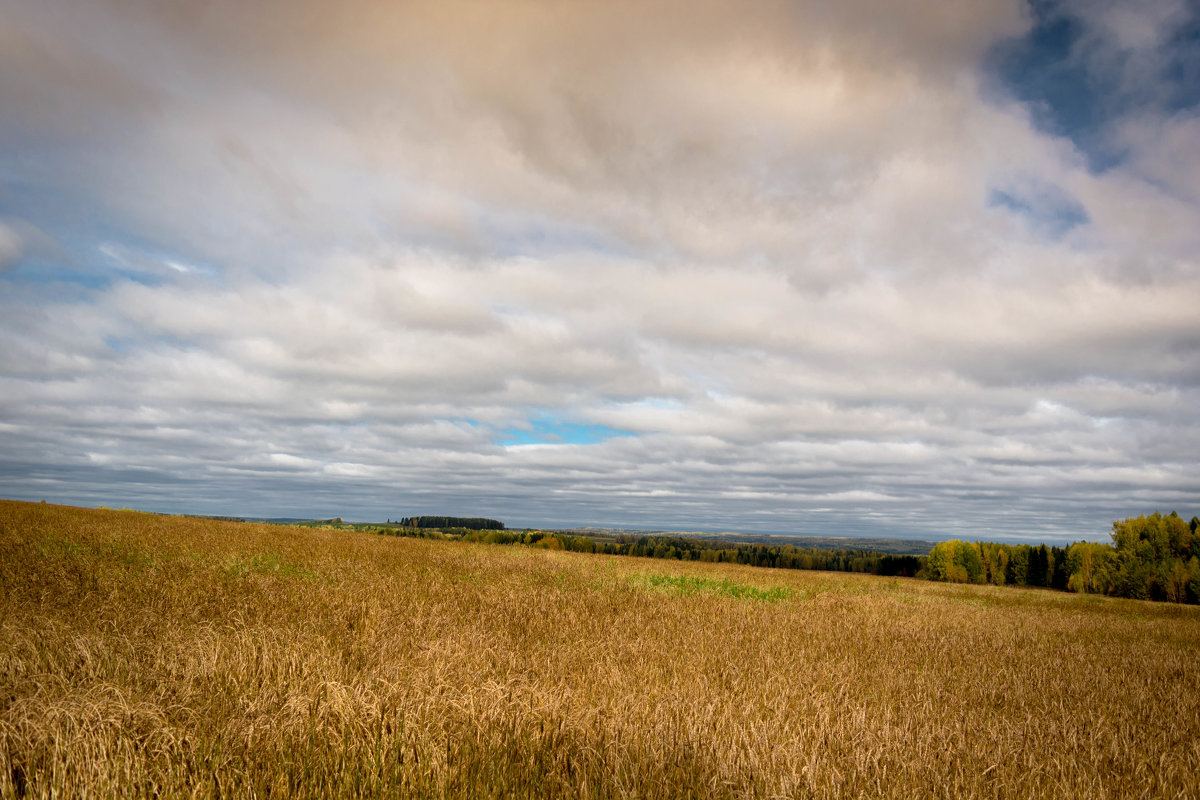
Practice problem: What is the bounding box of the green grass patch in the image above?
[634,572,793,602]
[224,551,318,580]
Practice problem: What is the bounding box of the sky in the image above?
[1,0,1198,544]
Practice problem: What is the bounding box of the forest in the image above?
[378,512,1200,604]
[923,512,1200,603]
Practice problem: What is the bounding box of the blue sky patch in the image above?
[988,184,1089,237]
[984,0,1200,172]
[985,1,1118,170]
[2,256,113,290]
[495,414,636,446]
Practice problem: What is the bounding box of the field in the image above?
[2,500,1199,799]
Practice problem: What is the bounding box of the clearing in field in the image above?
[2,499,1199,799]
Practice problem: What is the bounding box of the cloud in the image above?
[0,0,1197,543]
[0,221,21,273]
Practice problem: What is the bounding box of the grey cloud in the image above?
[1115,114,1200,207]
[1058,0,1196,105]
[0,222,21,273]
[0,11,159,139]
[2,0,1029,268]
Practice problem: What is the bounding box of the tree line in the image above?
[374,526,923,578]
[370,511,1200,604]
[481,530,923,576]
[396,516,505,531]
[925,512,1200,602]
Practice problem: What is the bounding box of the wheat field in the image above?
[2,499,1198,799]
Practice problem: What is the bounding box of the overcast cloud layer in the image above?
[2,0,1198,543]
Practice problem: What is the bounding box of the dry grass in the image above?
[2,499,1199,799]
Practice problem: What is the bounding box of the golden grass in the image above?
[2,499,1199,799]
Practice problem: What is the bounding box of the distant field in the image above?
[2,499,1198,799]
